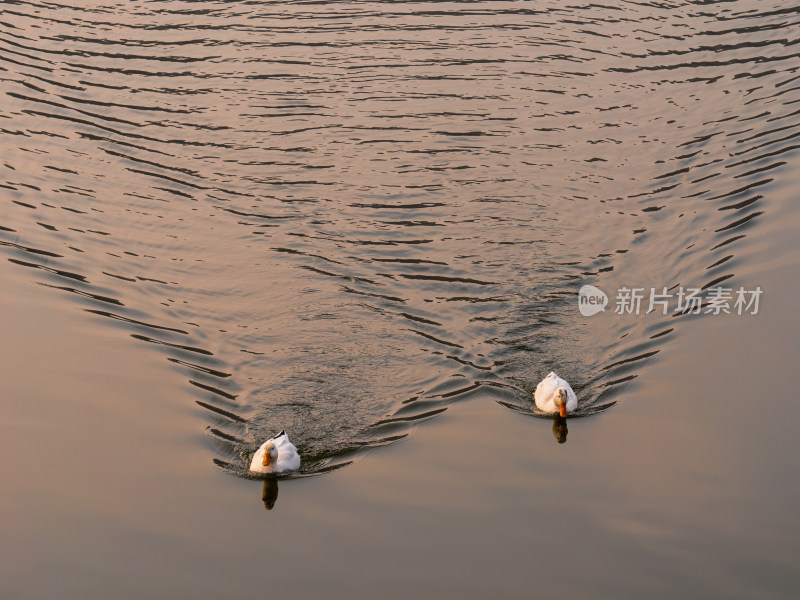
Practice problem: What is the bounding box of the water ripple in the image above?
[1,0,797,473]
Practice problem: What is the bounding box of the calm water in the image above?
[1,1,799,597]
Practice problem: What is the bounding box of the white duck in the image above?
[534,372,578,417]
[249,430,301,474]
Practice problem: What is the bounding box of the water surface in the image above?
[1,1,799,596]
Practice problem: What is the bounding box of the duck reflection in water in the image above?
[552,415,568,444]
[261,478,279,510]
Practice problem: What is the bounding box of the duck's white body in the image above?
[249,430,301,474]
[534,372,578,414]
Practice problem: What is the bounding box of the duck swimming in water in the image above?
[534,372,578,417]
[249,430,301,474]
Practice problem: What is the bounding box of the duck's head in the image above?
[556,388,568,418]
[262,442,278,467]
